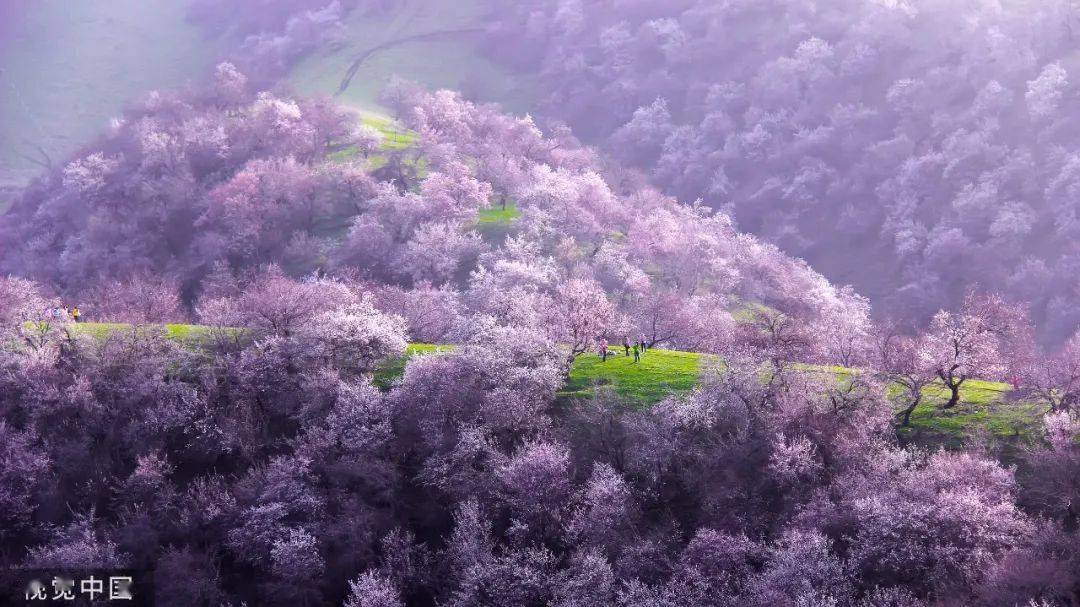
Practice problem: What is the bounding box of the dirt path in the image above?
[336,27,484,95]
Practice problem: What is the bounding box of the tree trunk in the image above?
[943,380,962,409]
[899,392,922,427]
[564,350,582,378]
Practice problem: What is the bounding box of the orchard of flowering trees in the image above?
[3,270,1080,605]
[168,0,1080,343]
[477,0,1080,343]
[2,60,1080,606]
[1,69,867,357]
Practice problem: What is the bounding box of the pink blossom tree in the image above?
[817,288,873,368]
[344,570,403,607]
[212,61,249,106]
[351,123,385,158]
[497,441,573,543]
[917,293,1019,409]
[610,97,675,167]
[0,277,56,351]
[566,462,636,554]
[368,283,465,343]
[830,451,1032,598]
[443,498,494,580]
[875,326,937,427]
[23,514,127,570]
[1020,332,1080,413]
[735,306,820,372]
[400,223,485,285]
[84,274,186,324]
[232,269,357,336]
[0,423,51,535]
[1024,411,1080,527]
[418,160,493,222]
[629,288,690,350]
[475,150,527,211]
[548,277,618,369]
[297,302,407,374]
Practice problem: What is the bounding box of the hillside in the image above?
[0,0,222,190]
[13,1,1080,349]
[495,347,1041,450]
[65,321,1043,451]
[6,5,1080,603]
[287,0,537,117]
[0,0,538,196]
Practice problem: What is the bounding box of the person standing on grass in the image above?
[72,307,81,323]
[600,339,609,362]
[633,343,640,363]
[623,337,631,357]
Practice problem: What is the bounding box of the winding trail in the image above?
[336,27,484,96]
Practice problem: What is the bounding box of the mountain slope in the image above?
[0,0,221,189]
[287,0,536,116]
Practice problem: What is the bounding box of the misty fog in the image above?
[2,1,1080,605]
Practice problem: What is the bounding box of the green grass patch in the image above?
[373,343,451,389]
[361,113,417,151]
[476,202,521,226]
[68,321,246,346]
[327,113,418,165]
[474,201,521,242]
[57,321,1049,448]
[561,348,706,407]
[560,348,1044,446]
[898,378,1042,450]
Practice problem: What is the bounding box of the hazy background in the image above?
[5,0,1080,341]
[3,4,1080,605]
[0,0,530,190]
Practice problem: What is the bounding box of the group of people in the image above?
[43,305,81,323]
[598,336,649,363]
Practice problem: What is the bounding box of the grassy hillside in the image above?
[373,343,448,389]
[474,201,522,242]
[0,0,538,199]
[0,0,221,190]
[70,321,228,343]
[364,338,1044,449]
[565,349,1042,448]
[60,322,1045,449]
[287,0,537,118]
[562,348,704,406]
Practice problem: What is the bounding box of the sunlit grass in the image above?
[899,379,1042,450]
[63,322,1046,447]
[559,348,1040,445]
[327,113,419,166]
[561,348,705,407]
[372,343,450,389]
[476,202,521,226]
[361,113,416,151]
[474,201,521,242]
[68,321,245,345]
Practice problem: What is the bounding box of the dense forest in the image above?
[2,1,1080,605]
[479,0,1080,342]
[166,0,1080,340]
